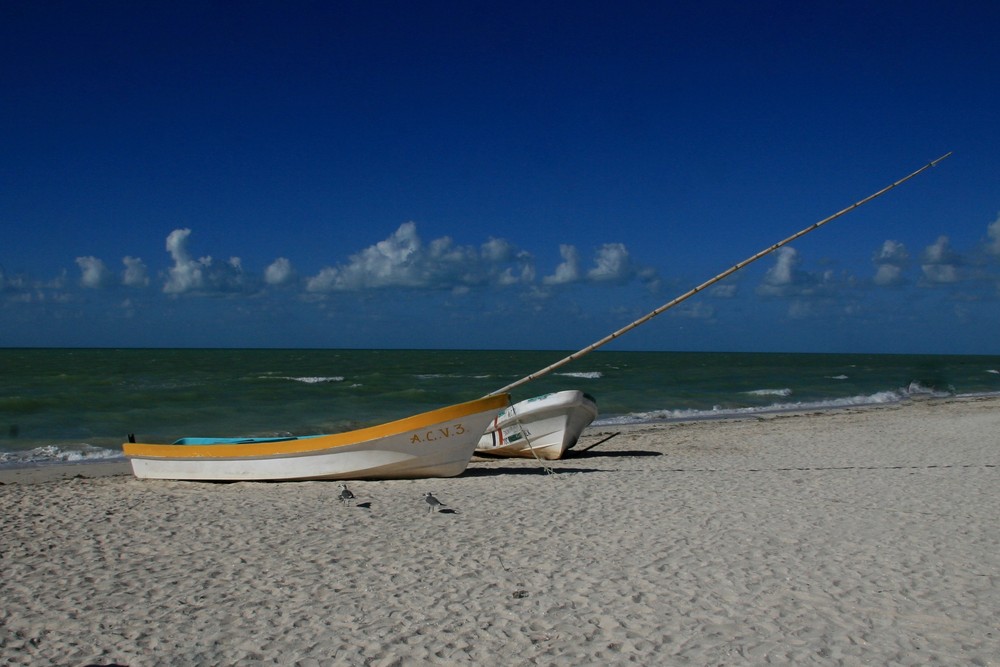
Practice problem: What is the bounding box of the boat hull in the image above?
[476,390,598,460]
[124,394,510,481]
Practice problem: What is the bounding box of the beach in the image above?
[2,397,998,666]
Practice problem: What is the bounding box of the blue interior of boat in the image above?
[172,435,323,445]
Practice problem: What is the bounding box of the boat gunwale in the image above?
[123,394,509,460]
[489,390,598,425]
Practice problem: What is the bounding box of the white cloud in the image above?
[75,255,149,289]
[922,263,959,284]
[765,247,798,287]
[920,235,960,284]
[542,242,657,289]
[757,246,834,297]
[305,267,341,292]
[484,239,536,286]
[164,228,207,294]
[265,257,294,286]
[163,228,251,295]
[757,246,800,296]
[498,259,536,286]
[306,222,535,293]
[874,264,904,287]
[122,256,149,288]
[923,235,954,264]
[588,243,633,283]
[75,256,113,289]
[480,237,514,262]
[543,245,581,285]
[306,222,424,291]
[874,240,909,263]
[872,240,909,286]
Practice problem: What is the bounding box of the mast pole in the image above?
[489,152,952,397]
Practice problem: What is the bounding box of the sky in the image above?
[2,1,999,353]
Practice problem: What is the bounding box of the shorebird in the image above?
[424,492,445,513]
[338,483,356,506]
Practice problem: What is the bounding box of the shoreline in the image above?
[1,393,992,486]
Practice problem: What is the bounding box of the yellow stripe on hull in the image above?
[124,394,509,481]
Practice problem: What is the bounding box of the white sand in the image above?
[2,397,998,665]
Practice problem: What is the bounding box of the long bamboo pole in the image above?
[489,152,952,397]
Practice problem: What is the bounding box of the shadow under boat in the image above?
[562,449,663,459]
[460,465,603,477]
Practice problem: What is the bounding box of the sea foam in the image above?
[0,444,123,465]
[269,376,345,384]
[744,388,792,397]
[595,389,908,426]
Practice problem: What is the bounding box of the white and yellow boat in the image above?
[475,390,598,460]
[124,394,509,481]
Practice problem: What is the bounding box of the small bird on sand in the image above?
[339,483,356,506]
[424,492,445,513]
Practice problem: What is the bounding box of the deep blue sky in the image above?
[2,1,998,352]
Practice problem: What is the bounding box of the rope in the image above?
[507,401,556,474]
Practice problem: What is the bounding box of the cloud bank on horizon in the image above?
[3,211,999,351]
[0,214,992,297]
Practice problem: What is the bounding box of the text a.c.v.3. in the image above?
[409,422,467,444]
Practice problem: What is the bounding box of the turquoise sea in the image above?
[2,348,999,466]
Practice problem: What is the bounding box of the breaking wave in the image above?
[0,444,123,465]
[743,388,792,397]
[595,388,923,426]
[268,376,345,384]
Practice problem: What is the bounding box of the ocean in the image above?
[2,348,999,467]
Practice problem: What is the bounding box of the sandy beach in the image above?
[2,397,998,666]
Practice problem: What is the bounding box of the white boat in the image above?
[475,390,598,460]
[123,394,510,481]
